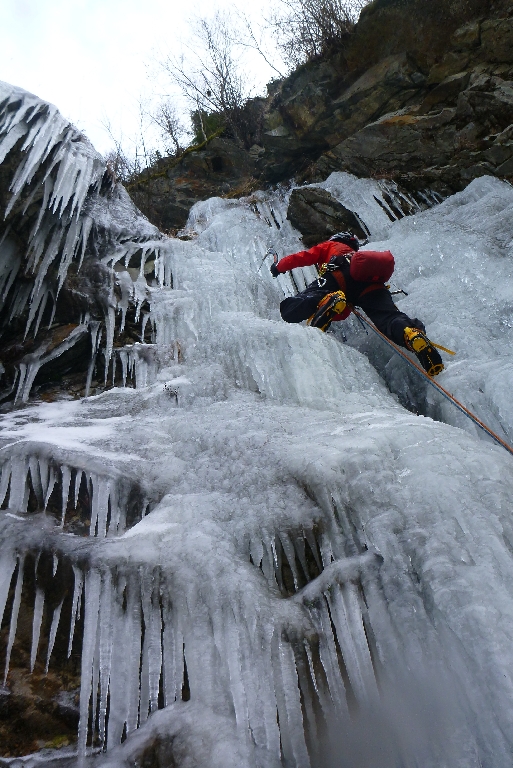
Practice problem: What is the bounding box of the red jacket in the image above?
[278,241,394,322]
[277,241,355,320]
[277,241,354,273]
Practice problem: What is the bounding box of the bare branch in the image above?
[230,8,286,79]
[268,0,370,67]
[157,10,255,146]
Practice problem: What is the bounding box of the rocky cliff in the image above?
[130,0,513,231]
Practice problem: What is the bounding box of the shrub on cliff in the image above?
[270,0,371,67]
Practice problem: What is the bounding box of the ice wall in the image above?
[319,173,513,446]
[1,83,513,768]
[0,82,170,404]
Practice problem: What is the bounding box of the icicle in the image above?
[275,636,311,768]
[280,532,300,591]
[3,555,25,686]
[28,456,43,508]
[0,460,12,508]
[68,565,84,658]
[309,601,348,718]
[97,476,110,537]
[319,532,335,568]
[98,569,114,744]
[161,595,178,707]
[74,468,83,509]
[119,350,128,387]
[271,535,284,592]
[45,598,63,673]
[24,281,50,339]
[9,282,32,323]
[78,568,102,759]
[295,533,309,583]
[304,528,322,573]
[327,583,379,706]
[303,639,332,722]
[249,622,281,761]
[0,237,21,308]
[30,588,45,672]
[141,313,151,342]
[0,120,28,165]
[85,322,101,397]
[106,574,129,748]
[250,536,264,569]
[116,271,133,334]
[89,473,98,536]
[43,466,56,511]
[115,483,128,534]
[221,609,251,741]
[0,549,17,630]
[90,590,101,740]
[295,648,319,759]
[126,575,143,734]
[38,457,49,504]
[60,465,71,527]
[139,571,163,724]
[104,305,116,368]
[111,353,117,388]
[8,455,29,513]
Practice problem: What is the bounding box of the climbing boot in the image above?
[404,327,444,376]
[308,291,347,332]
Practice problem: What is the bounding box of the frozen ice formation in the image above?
[0,81,168,405]
[2,83,513,768]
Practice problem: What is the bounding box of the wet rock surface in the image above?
[128,137,257,232]
[286,187,369,246]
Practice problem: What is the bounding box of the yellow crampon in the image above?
[308,291,347,332]
[403,327,445,376]
[431,341,456,356]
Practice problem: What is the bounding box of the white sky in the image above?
[0,0,278,156]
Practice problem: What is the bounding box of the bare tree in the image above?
[159,11,254,146]
[231,9,286,80]
[102,106,159,184]
[147,100,188,156]
[269,0,370,68]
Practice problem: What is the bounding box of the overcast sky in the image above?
[1,0,278,156]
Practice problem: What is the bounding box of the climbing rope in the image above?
[352,309,513,458]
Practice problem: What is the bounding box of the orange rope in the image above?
[352,310,513,457]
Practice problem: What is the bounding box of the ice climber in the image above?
[270,232,444,376]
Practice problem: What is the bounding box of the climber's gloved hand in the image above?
[270,261,280,278]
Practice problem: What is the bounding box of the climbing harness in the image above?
[352,309,513,457]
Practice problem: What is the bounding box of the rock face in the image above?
[131,0,513,229]
[286,187,369,246]
[128,137,256,233]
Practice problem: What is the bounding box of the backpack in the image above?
[349,250,395,283]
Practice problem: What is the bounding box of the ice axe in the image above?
[257,248,278,273]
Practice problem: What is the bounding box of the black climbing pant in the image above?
[280,285,422,348]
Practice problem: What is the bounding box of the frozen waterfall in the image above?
[1,82,513,768]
